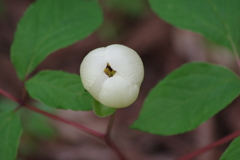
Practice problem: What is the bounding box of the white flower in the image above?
[80,44,144,108]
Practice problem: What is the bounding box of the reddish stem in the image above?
[0,88,20,103]
[27,103,127,160]
[2,87,240,160]
[0,88,104,138]
[0,88,126,159]
[25,104,105,139]
[105,137,127,160]
[177,131,240,160]
[104,112,127,160]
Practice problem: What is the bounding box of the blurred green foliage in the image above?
[0,98,57,158]
[0,98,56,138]
[0,111,22,160]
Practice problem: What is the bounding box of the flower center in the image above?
[104,63,116,77]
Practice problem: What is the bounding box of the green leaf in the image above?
[0,111,22,160]
[11,0,103,80]
[93,99,116,117]
[0,98,56,137]
[220,136,240,160]
[0,98,18,112]
[131,62,240,135]
[26,70,93,111]
[149,0,240,54]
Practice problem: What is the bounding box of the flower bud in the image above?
[80,44,144,108]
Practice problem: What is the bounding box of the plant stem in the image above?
[0,88,104,138]
[25,104,105,139]
[14,81,28,112]
[0,88,20,103]
[105,137,127,160]
[0,88,127,160]
[177,131,240,160]
[103,111,127,160]
[106,111,116,138]
[21,79,27,100]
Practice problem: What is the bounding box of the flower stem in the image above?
[104,111,127,160]
[177,131,240,160]
[106,111,116,138]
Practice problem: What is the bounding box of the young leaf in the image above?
[11,0,103,80]
[149,0,240,54]
[220,136,240,160]
[25,70,93,111]
[0,111,22,160]
[93,99,116,117]
[131,62,240,135]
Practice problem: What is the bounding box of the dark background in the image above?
[0,0,239,160]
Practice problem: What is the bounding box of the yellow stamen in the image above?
[104,63,116,77]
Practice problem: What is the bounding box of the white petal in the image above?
[105,44,144,86]
[80,44,144,109]
[89,72,108,101]
[99,73,139,108]
[80,47,107,90]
